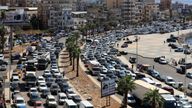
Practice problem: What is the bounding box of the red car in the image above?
[34,101,44,108]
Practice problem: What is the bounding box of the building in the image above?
[0,0,26,7]
[144,4,159,21]
[105,0,123,9]
[38,0,73,28]
[160,0,171,11]
[121,0,144,25]
[26,0,40,7]
[143,0,155,5]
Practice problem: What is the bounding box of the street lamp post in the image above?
[135,36,139,71]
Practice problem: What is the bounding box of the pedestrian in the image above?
[117,43,119,47]
[153,65,155,69]
[131,64,134,69]
[164,41,165,44]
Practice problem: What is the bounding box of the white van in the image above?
[141,77,155,85]
[79,101,94,108]
[64,99,77,108]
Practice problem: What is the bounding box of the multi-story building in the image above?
[121,0,144,25]
[38,0,87,29]
[160,0,171,11]
[105,0,123,9]
[38,0,73,28]
[26,0,40,7]
[0,0,26,7]
[144,4,159,21]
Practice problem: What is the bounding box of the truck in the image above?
[132,80,176,108]
[87,60,101,76]
[25,71,37,89]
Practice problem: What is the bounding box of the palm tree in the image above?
[75,47,81,77]
[143,89,163,108]
[65,37,75,65]
[0,26,6,53]
[117,75,136,108]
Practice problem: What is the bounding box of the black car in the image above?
[41,89,50,98]
[121,43,128,48]
[184,49,191,55]
[0,60,8,65]
[154,56,165,62]
[166,38,176,42]
[129,57,136,64]
[119,51,128,55]
[176,67,185,74]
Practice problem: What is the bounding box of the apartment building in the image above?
[105,0,123,9]
[0,0,26,7]
[160,0,171,10]
[26,0,40,7]
[38,0,73,28]
[121,0,144,25]
[144,4,159,21]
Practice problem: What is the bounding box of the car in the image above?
[60,83,71,93]
[50,83,61,95]
[0,54,4,60]
[175,95,188,101]
[121,43,128,48]
[172,81,183,89]
[165,76,175,86]
[41,88,51,98]
[154,56,165,62]
[46,95,57,108]
[53,71,61,77]
[37,76,45,85]
[12,90,20,100]
[162,86,174,95]
[0,64,7,71]
[71,94,82,103]
[127,94,136,105]
[176,67,185,74]
[184,49,191,55]
[129,57,136,64]
[13,95,26,108]
[34,101,44,108]
[29,88,38,96]
[57,93,67,105]
[29,93,42,105]
[43,72,52,79]
[11,75,20,83]
[186,72,192,79]
[159,58,168,64]
[0,60,8,65]
[119,51,128,55]
[175,47,184,52]
[46,78,55,87]
[38,83,48,92]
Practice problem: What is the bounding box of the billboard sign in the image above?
[4,9,29,24]
[101,79,116,97]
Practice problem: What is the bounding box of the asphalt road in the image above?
[125,53,192,91]
[9,37,67,108]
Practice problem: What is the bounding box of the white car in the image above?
[0,54,4,60]
[29,87,38,96]
[51,66,59,72]
[37,76,45,85]
[57,93,67,105]
[101,66,108,74]
[14,95,26,108]
[165,76,176,86]
[127,94,136,104]
[46,95,57,107]
[53,71,61,77]
[159,58,168,64]
[38,83,48,92]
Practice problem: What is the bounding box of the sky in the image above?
[156,0,192,4]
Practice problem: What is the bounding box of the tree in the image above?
[0,11,6,21]
[0,26,6,53]
[75,47,81,77]
[65,36,75,65]
[143,89,163,108]
[117,76,136,108]
[30,14,40,30]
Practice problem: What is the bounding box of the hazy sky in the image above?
[156,0,192,4]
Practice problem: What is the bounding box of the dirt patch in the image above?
[59,52,121,108]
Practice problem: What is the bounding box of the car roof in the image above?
[58,93,66,97]
[47,95,55,98]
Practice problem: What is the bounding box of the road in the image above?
[125,53,192,93]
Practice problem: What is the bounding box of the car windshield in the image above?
[36,103,42,106]
[16,99,24,103]
[168,79,174,82]
[49,98,55,101]
[60,96,66,99]
[128,96,135,100]
[31,89,37,92]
